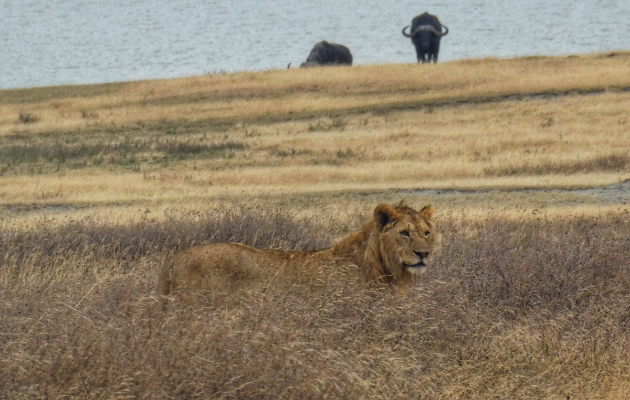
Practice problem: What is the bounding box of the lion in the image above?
[157,201,440,296]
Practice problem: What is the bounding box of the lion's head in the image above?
[365,202,440,284]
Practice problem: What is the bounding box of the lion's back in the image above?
[157,242,310,296]
[158,243,262,295]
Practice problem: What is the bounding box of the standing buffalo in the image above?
[300,41,353,67]
[402,12,449,64]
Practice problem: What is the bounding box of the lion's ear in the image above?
[419,205,435,221]
[374,204,400,230]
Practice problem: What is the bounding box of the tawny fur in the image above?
[157,202,440,296]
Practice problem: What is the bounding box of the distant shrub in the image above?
[80,110,99,119]
[18,112,39,124]
[156,141,245,157]
[308,117,346,132]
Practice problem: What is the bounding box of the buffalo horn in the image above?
[411,24,441,36]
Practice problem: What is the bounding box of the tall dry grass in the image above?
[2,52,630,399]
[1,204,629,398]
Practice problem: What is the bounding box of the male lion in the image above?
[157,201,439,296]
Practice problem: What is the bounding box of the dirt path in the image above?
[586,178,630,203]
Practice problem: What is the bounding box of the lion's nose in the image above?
[415,251,429,259]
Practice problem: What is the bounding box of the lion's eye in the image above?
[401,230,410,238]
[424,231,430,237]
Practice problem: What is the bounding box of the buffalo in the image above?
[300,41,353,67]
[402,12,449,64]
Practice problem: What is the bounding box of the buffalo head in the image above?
[402,12,449,64]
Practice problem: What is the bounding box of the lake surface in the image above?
[2,0,630,89]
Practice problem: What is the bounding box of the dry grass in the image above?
[1,204,630,398]
[1,53,630,397]
[3,52,630,133]
[1,55,630,212]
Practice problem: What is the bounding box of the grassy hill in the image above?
[1,53,630,398]
[1,52,630,222]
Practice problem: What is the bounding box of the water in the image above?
[2,0,630,89]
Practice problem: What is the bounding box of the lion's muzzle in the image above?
[403,251,431,275]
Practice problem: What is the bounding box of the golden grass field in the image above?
[1,53,630,398]
[1,51,630,224]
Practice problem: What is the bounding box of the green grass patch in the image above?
[484,154,630,177]
[0,137,246,173]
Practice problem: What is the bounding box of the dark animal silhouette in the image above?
[300,41,353,67]
[402,12,449,64]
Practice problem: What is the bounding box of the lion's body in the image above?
[157,243,330,295]
[158,202,439,296]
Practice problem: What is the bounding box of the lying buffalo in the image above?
[402,12,449,64]
[300,41,353,67]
